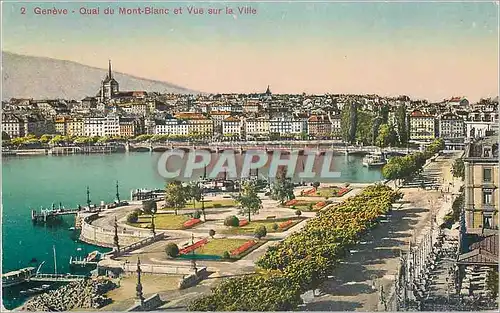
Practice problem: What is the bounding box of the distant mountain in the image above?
[2,51,198,100]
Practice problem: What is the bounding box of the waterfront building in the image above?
[155,117,189,136]
[23,115,55,137]
[99,60,119,103]
[2,113,24,138]
[409,110,436,141]
[308,114,332,139]
[222,116,243,140]
[269,116,304,138]
[329,113,342,138]
[83,113,120,137]
[463,134,499,232]
[54,116,69,135]
[210,111,232,133]
[66,117,85,137]
[119,118,138,138]
[438,112,465,150]
[175,113,213,139]
[244,117,270,140]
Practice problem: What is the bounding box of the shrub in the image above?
[295,209,302,217]
[222,251,230,259]
[209,229,216,238]
[213,203,222,208]
[291,205,296,210]
[127,211,139,223]
[193,210,202,219]
[224,215,240,227]
[165,243,179,258]
[307,203,313,211]
[272,223,279,231]
[254,225,267,239]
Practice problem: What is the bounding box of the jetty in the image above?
[69,256,99,267]
[31,208,80,223]
[30,273,87,283]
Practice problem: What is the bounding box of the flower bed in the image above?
[304,188,316,195]
[314,201,327,209]
[279,220,293,229]
[183,218,201,228]
[239,219,249,227]
[230,240,256,256]
[179,238,208,255]
[333,188,351,197]
[285,199,298,206]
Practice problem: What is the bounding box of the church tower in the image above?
[100,60,119,103]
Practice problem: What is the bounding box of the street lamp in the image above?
[151,203,157,237]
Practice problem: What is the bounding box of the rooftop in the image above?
[466,133,499,159]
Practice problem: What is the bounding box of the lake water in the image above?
[1,151,383,308]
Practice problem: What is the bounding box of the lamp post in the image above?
[151,203,157,237]
[191,233,197,273]
[86,186,91,208]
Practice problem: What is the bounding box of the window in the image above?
[483,168,492,183]
[483,190,493,205]
[483,214,493,229]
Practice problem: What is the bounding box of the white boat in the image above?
[20,284,51,295]
[362,152,387,167]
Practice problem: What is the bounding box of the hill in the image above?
[2,51,198,100]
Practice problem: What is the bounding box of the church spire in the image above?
[265,85,271,96]
[108,59,112,79]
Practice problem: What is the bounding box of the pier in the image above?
[30,273,87,283]
[69,256,98,267]
[31,208,80,223]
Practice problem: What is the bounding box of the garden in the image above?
[284,199,329,211]
[161,199,236,211]
[221,216,305,235]
[300,186,352,198]
[188,184,403,311]
[126,211,203,230]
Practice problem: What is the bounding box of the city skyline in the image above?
[2,1,499,102]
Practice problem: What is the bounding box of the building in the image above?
[329,114,342,138]
[409,110,436,141]
[99,60,119,103]
[155,117,189,136]
[222,116,243,140]
[2,113,24,138]
[463,135,498,233]
[269,117,305,139]
[83,113,120,137]
[438,112,465,150]
[54,116,69,135]
[67,117,85,137]
[119,118,137,138]
[175,113,213,139]
[244,117,270,140]
[308,115,331,139]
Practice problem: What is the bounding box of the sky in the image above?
[1,1,499,101]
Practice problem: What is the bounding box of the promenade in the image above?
[302,152,462,311]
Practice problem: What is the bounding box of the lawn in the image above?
[161,199,236,211]
[284,200,321,211]
[194,238,249,256]
[128,213,190,230]
[221,217,305,235]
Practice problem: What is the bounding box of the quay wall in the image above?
[79,213,152,248]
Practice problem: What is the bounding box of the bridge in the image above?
[30,273,87,283]
[127,142,416,155]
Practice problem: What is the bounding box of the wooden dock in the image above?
[30,273,87,283]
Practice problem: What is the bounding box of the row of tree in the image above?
[341,101,408,147]
[382,138,445,185]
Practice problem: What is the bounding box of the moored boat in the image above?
[362,152,387,167]
[19,284,51,295]
[2,267,36,288]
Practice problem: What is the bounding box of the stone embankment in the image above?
[21,278,117,311]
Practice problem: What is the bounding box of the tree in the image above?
[193,210,202,219]
[341,101,358,144]
[271,170,295,205]
[395,104,408,146]
[224,215,240,227]
[165,243,179,258]
[1,131,10,141]
[295,209,302,217]
[165,181,188,215]
[127,211,139,223]
[234,181,262,222]
[452,158,465,180]
[312,182,320,191]
[371,117,382,145]
[39,134,52,144]
[356,111,375,145]
[209,229,216,238]
[272,223,279,231]
[486,270,498,299]
[375,124,397,148]
[187,182,202,211]
[142,200,157,215]
[254,225,267,239]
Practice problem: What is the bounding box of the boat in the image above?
[85,250,102,262]
[362,152,387,167]
[2,267,36,288]
[19,284,51,296]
